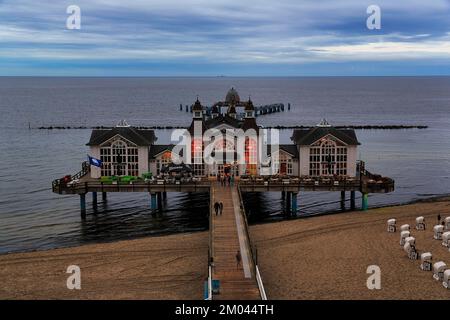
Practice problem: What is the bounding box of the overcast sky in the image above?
[1,0,450,76]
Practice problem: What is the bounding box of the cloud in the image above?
[0,0,450,75]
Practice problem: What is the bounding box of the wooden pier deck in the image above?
[210,183,261,300]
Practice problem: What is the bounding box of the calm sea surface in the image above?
[0,77,449,254]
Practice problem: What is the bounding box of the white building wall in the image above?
[347,145,358,177]
[299,146,310,176]
[149,160,158,176]
[138,146,149,176]
[292,159,299,176]
[90,146,101,178]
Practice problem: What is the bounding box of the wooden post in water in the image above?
[285,192,291,215]
[150,192,157,210]
[291,192,298,216]
[157,192,163,211]
[350,191,356,210]
[80,193,86,218]
[102,192,107,202]
[340,191,345,211]
[361,193,368,211]
[92,192,98,211]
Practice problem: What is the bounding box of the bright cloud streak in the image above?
[0,0,450,75]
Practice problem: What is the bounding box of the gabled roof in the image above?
[291,127,359,146]
[280,144,299,157]
[149,144,175,159]
[266,144,299,158]
[87,127,156,146]
[204,114,242,129]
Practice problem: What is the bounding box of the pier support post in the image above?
[92,192,98,211]
[281,191,286,200]
[285,192,291,215]
[361,193,368,211]
[162,191,167,200]
[102,192,107,202]
[150,193,157,210]
[340,191,345,211]
[80,193,86,218]
[291,192,298,216]
[157,192,163,211]
[350,191,356,210]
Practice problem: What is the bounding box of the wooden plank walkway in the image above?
[210,183,261,300]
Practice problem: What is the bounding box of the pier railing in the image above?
[52,177,211,194]
[237,186,267,300]
[206,186,214,300]
[238,175,360,189]
[238,174,394,194]
[52,161,90,194]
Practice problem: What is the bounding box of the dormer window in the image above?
[194,111,201,118]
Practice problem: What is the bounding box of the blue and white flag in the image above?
[88,155,102,168]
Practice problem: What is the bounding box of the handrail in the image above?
[237,185,267,299]
[205,265,212,300]
[209,186,214,258]
[255,266,267,300]
[207,185,214,300]
[52,161,90,193]
[237,186,254,268]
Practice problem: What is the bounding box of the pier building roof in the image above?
[225,87,240,104]
[292,126,359,146]
[87,126,156,146]
[148,144,175,159]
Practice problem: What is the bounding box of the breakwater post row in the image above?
[33,124,428,130]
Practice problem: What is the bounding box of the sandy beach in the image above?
[1,199,450,300]
[0,232,208,300]
[251,197,450,300]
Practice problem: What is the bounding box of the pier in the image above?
[52,160,393,217]
[49,88,397,300]
[208,183,263,300]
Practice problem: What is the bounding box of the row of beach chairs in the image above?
[387,217,450,289]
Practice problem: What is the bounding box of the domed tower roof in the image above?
[225,87,240,105]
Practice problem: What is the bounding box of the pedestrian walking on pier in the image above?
[236,250,242,269]
[214,202,220,216]
[219,202,223,215]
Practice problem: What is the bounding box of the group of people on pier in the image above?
[217,174,235,187]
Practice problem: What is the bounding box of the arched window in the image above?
[100,138,139,177]
[191,138,204,176]
[112,141,126,163]
[321,140,336,175]
[245,137,257,175]
[309,138,347,176]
